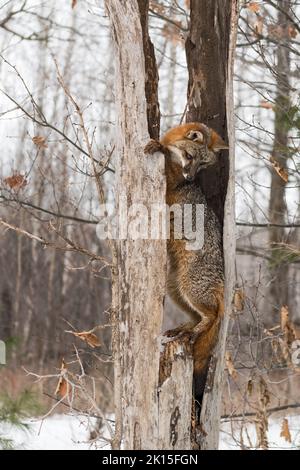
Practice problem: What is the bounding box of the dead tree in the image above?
[106,0,238,450]
[268,0,292,318]
[185,0,239,448]
[106,1,165,450]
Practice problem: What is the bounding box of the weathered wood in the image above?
[198,0,239,449]
[185,0,232,224]
[106,1,194,450]
[137,0,161,140]
[268,0,291,321]
[105,0,165,449]
[158,338,194,450]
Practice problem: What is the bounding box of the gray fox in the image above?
[144,122,228,401]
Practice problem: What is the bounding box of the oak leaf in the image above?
[248,2,260,13]
[288,26,298,38]
[234,288,245,312]
[55,359,70,397]
[270,156,288,183]
[225,351,237,379]
[4,174,27,191]
[67,330,101,348]
[280,305,296,345]
[280,418,292,443]
[32,135,48,149]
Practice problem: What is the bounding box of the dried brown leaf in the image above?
[270,156,288,183]
[234,288,245,312]
[225,351,237,379]
[67,330,101,348]
[281,305,289,332]
[280,418,292,443]
[55,359,70,397]
[260,100,273,110]
[4,174,27,191]
[247,379,253,396]
[259,376,270,407]
[32,135,48,149]
[248,2,260,13]
[288,26,298,38]
[254,17,264,35]
[280,305,296,345]
[72,0,77,8]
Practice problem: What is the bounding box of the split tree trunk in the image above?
[185,0,239,449]
[106,1,194,450]
[186,0,232,223]
[106,0,238,450]
[106,1,165,449]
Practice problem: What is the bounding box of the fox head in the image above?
[161,122,228,182]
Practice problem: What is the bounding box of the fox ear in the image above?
[186,130,204,143]
[209,131,229,152]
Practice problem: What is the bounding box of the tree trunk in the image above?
[137,0,161,140]
[185,0,232,224]
[106,0,196,450]
[185,0,238,449]
[107,0,238,450]
[268,0,291,320]
[106,1,164,450]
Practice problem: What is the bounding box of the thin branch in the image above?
[222,402,300,422]
[0,195,98,225]
[237,221,300,228]
[0,218,108,263]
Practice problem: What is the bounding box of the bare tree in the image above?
[268,0,292,317]
[185,0,239,448]
[105,0,167,450]
[106,0,238,450]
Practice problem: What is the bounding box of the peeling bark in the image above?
[106,1,194,450]
[268,0,292,319]
[158,339,194,450]
[185,0,239,449]
[186,0,232,224]
[106,0,237,450]
[137,0,161,140]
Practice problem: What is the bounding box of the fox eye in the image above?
[190,132,199,141]
[186,152,193,161]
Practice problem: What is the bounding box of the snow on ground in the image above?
[0,414,108,450]
[1,413,299,450]
[220,414,300,450]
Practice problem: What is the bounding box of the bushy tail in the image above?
[193,300,223,405]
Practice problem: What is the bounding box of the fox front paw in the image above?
[144,139,164,155]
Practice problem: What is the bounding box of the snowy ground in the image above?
[220,414,300,450]
[0,414,107,450]
[1,413,299,450]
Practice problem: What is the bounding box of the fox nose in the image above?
[183,173,193,181]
